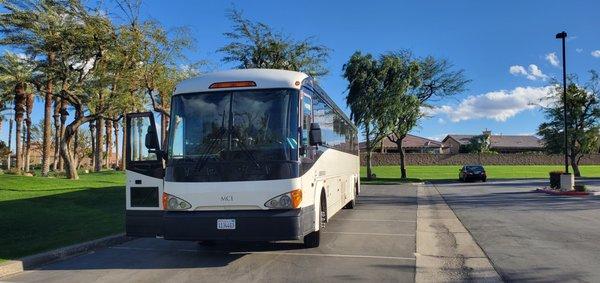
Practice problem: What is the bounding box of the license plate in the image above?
[217,219,236,230]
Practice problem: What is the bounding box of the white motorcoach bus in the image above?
[125,69,359,247]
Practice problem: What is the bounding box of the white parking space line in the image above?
[322,231,415,237]
[244,251,416,261]
[333,218,416,223]
[110,246,416,261]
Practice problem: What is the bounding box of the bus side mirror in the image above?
[145,125,159,150]
[309,123,322,146]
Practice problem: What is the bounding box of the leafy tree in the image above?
[44,1,127,179]
[138,19,196,145]
[343,51,387,179]
[538,71,600,177]
[377,53,421,179]
[219,9,330,77]
[466,132,492,153]
[411,56,470,103]
[344,51,469,180]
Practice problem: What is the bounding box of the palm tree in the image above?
[24,92,34,172]
[0,0,71,176]
[0,53,34,173]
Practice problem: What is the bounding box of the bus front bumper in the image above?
[162,206,315,241]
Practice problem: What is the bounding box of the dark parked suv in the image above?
[459,165,487,182]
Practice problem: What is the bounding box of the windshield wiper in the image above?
[194,127,227,173]
[230,129,261,169]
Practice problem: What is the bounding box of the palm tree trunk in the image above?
[105,119,112,169]
[52,98,61,171]
[7,119,13,170]
[89,120,96,170]
[14,117,23,172]
[121,115,126,170]
[24,93,34,172]
[95,116,104,172]
[113,120,120,170]
[366,150,373,180]
[13,83,26,173]
[41,79,53,176]
[24,118,31,172]
[132,121,138,161]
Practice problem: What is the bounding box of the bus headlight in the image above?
[162,192,192,210]
[264,189,302,209]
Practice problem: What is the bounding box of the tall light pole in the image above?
[555,31,569,174]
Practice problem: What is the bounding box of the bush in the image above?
[549,171,564,189]
[6,168,23,175]
[574,184,587,192]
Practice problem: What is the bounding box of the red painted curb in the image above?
[534,189,590,197]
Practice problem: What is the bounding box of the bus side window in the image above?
[129,116,158,162]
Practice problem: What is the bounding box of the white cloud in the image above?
[592,50,600,58]
[528,64,548,80]
[576,48,583,53]
[437,118,446,124]
[509,64,548,80]
[509,65,528,76]
[545,52,559,67]
[426,86,555,122]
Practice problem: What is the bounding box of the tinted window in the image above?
[166,89,299,182]
[466,166,484,171]
[312,92,357,154]
[129,116,158,161]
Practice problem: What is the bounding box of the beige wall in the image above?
[444,139,461,154]
[361,153,600,166]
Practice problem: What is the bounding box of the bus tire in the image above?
[304,192,326,248]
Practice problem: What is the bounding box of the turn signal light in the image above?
[209,81,257,89]
[291,189,302,208]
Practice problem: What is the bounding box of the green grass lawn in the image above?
[0,171,125,261]
[361,165,600,183]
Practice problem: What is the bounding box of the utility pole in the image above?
[555,31,569,174]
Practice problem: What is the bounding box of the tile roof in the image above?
[360,134,447,149]
[444,134,543,149]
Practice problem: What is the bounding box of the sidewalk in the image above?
[415,183,502,282]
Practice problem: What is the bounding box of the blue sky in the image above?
[5,0,600,142]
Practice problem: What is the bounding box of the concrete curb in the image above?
[0,233,129,278]
[415,183,503,282]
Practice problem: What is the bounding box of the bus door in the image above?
[125,112,165,237]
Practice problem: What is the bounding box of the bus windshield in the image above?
[166,88,299,182]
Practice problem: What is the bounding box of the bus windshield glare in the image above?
[166,88,299,182]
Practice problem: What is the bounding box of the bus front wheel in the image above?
[304,192,326,248]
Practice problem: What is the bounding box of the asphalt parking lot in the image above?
[4,184,418,283]
[435,179,600,282]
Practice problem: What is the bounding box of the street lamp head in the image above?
[555,31,567,39]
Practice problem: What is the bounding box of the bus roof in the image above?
[174,69,309,95]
